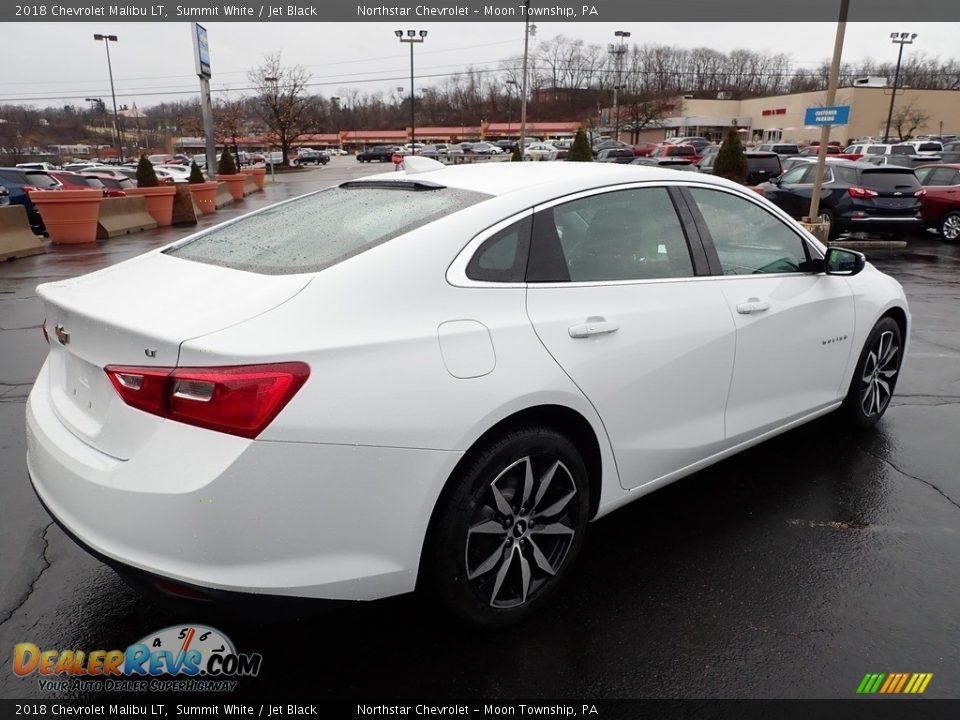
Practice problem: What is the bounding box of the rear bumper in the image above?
[26,362,462,602]
[837,214,922,234]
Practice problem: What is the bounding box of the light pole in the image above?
[883,32,918,143]
[607,30,630,142]
[330,96,341,153]
[506,79,518,141]
[519,1,535,154]
[93,33,122,162]
[265,75,278,182]
[396,29,427,154]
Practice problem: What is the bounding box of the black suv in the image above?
[760,161,921,240]
[356,146,399,163]
[698,151,782,185]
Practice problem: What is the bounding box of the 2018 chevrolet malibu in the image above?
[26,159,909,626]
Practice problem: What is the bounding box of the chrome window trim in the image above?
[446,179,825,289]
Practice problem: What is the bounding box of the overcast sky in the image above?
[2,22,957,110]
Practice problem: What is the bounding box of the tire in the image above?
[841,317,903,429]
[425,426,590,628]
[817,208,838,241]
[939,211,960,243]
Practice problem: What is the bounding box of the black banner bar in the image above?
[2,0,959,23]
[1,700,960,719]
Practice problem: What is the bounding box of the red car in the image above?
[632,142,658,157]
[49,171,104,195]
[648,143,701,163]
[915,163,960,241]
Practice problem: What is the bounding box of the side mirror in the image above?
[824,247,866,276]
[771,175,783,186]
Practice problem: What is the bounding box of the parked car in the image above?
[62,162,97,173]
[297,149,330,166]
[648,143,701,163]
[759,161,922,240]
[148,154,174,165]
[779,156,848,175]
[16,162,60,172]
[0,186,9,206]
[913,163,960,241]
[85,166,136,182]
[152,167,186,184]
[940,141,960,164]
[905,141,944,158]
[27,161,909,627]
[696,151,781,186]
[0,167,62,233]
[357,146,400,163]
[592,139,633,156]
[91,175,135,197]
[845,143,932,167]
[469,143,504,155]
[596,148,638,163]
[631,142,659,157]
[524,143,558,161]
[757,143,802,159]
[665,136,712,152]
[800,145,843,156]
[49,171,119,197]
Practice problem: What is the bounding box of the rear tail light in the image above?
[21,185,39,192]
[915,189,926,197]
[848,186,878,199]
[104,362,310,439]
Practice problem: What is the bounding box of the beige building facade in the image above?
[638,87,960,145]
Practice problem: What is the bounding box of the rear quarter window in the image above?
[166,183,490,275]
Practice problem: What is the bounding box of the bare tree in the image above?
[248,53,312,166]
[215,95,250,164]
[888,101,931,141]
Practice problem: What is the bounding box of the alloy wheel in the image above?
[942,214,960,241]
[860,330,899,417]
[464,456,578,609]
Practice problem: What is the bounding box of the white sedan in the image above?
[27,160,909,626]
[524,143,559,161]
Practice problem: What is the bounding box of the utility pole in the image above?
[396,30,427,154]
[806,0,849,228]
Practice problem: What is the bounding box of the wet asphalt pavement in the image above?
[1,161,958,701]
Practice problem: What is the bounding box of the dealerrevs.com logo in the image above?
[13,625,262,693]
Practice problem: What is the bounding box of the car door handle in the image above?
[736,298,770,314]
[568,317,620,338]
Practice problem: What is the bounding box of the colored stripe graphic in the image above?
[857,672,932,694]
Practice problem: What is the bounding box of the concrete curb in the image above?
[96,196,157,239]
[0,205,47,261]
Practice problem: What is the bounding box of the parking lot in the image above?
[1,159,958,700]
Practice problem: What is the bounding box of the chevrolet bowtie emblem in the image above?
[54,324,70,345]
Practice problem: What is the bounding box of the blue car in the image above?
[0,167,62,233]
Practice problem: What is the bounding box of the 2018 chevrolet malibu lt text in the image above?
[26,160,909,626]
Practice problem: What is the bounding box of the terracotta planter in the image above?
[126,186,176,227]
[27,189,102,244]
[189,181,219,215]
[217,174,247,201]
[241,166,267,190]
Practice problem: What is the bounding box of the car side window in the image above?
[780,166,809,184]
[928,167,958,186]
[915,167,932,184]
[689,188,811,276]
[466,217,532,283]
[527,187,695,283]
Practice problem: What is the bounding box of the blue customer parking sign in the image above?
[804,105,851,126]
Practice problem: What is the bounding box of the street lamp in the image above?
[506,79,518,141]
[93,33,122,162]
[608,30,631,142]
[883,32,918,143]
[265,76,279,181]
[396,29,427,154]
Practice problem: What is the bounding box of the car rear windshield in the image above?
[774,145,800,154]
[749,156,782,172]
[917,143,941,152]
[84,177,106,189]
[860,170,921,190]
[166,184,491,275]
[25,172,60,189]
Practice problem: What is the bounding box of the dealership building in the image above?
[637,82,960,145]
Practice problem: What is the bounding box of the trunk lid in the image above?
[856,169,922,216]
[38,251,311,459]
